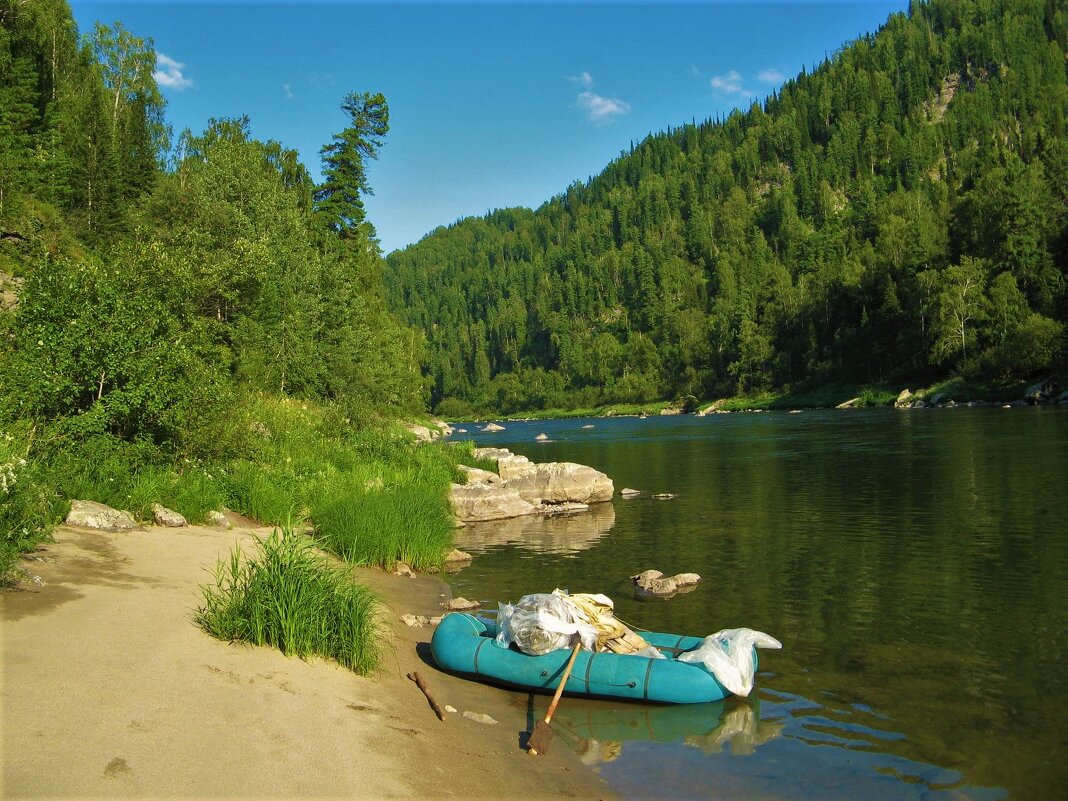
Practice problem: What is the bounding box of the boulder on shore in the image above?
[152,503,187,527]
[457,464,501,486]
[206,510,232,529]
[449,483,538,522]
[66,500,139,531]
[452,447,613,522]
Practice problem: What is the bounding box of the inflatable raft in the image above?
[430,612,753,704]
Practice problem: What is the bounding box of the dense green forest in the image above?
[0,0,431,579]
[384,0,1068,417]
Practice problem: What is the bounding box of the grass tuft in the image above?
[195,526,382,675]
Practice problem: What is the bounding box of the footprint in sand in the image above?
[103,757,131,778]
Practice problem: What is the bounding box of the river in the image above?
[444,407,1068,801]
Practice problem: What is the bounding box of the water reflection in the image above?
[543,697,783,765]
[446,410,1068,800]
[454,502,616,554]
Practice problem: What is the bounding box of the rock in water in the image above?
[671,573,702,587]
[535,433,549,441]
[444,548,473,563]
[620,488,641,498]
[65,500,139,531]
[449,483,538,522]
[462,711,498,725]
[441,596,481,612]
[631,569,664,584]
[505,462,614,504]
[152,503,187,527]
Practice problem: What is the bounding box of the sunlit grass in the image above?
[195,526,382,675]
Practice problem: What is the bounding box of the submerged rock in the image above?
[442,597,481,612]
[462,711,498,725]
[631,568,701,597]
[444,548,473,563]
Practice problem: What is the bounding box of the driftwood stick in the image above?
[407,671,446,721]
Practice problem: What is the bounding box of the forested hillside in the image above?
[384,0,1068,416]
[0,0,427,577]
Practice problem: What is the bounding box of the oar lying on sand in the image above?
[527,639,582,756]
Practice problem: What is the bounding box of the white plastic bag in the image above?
[677,627,782,697]
[495,593,598,655]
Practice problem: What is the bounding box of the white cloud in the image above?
[710,70,750,96]
[569,70,594,89]
[577,91,631,124]
[154,53,192,90]
[757,68,785,84]
[283,83,295,99]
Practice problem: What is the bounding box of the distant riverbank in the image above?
[451,374,1061,422]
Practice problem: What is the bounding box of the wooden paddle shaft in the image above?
[543,640,583,725]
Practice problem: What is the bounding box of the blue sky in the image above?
[70,1,906,253]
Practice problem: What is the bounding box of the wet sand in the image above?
[1,522,615,800]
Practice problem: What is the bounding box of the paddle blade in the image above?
[526,720,554,755]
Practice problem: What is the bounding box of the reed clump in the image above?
[196,526,382,675]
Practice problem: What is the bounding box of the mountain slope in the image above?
[384,0,1067,415]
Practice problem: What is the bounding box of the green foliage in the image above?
[195,527,383,675]
[315,91,389,240]
[384,0,1068,413]
[0,420,62,583]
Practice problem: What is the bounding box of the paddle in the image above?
[526,639,583,756]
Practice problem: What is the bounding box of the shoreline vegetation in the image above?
[459,373,1061,421]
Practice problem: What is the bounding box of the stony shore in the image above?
[1,522,615,800]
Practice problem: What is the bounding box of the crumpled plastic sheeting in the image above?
[495,593,599,655]
[677,627,782,697]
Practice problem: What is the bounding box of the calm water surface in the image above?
[445,408,1068,801]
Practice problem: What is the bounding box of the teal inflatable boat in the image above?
[430,613,752,704]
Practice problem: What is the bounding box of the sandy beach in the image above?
[1,521,615,800]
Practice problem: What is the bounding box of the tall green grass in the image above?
[195,527,382,675]
[313,477,454,571]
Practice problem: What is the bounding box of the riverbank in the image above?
[450,373,1061,421]
[1,521,615,800]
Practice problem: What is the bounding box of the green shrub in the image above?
[195,527,382,675]
[0,421,64,583]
